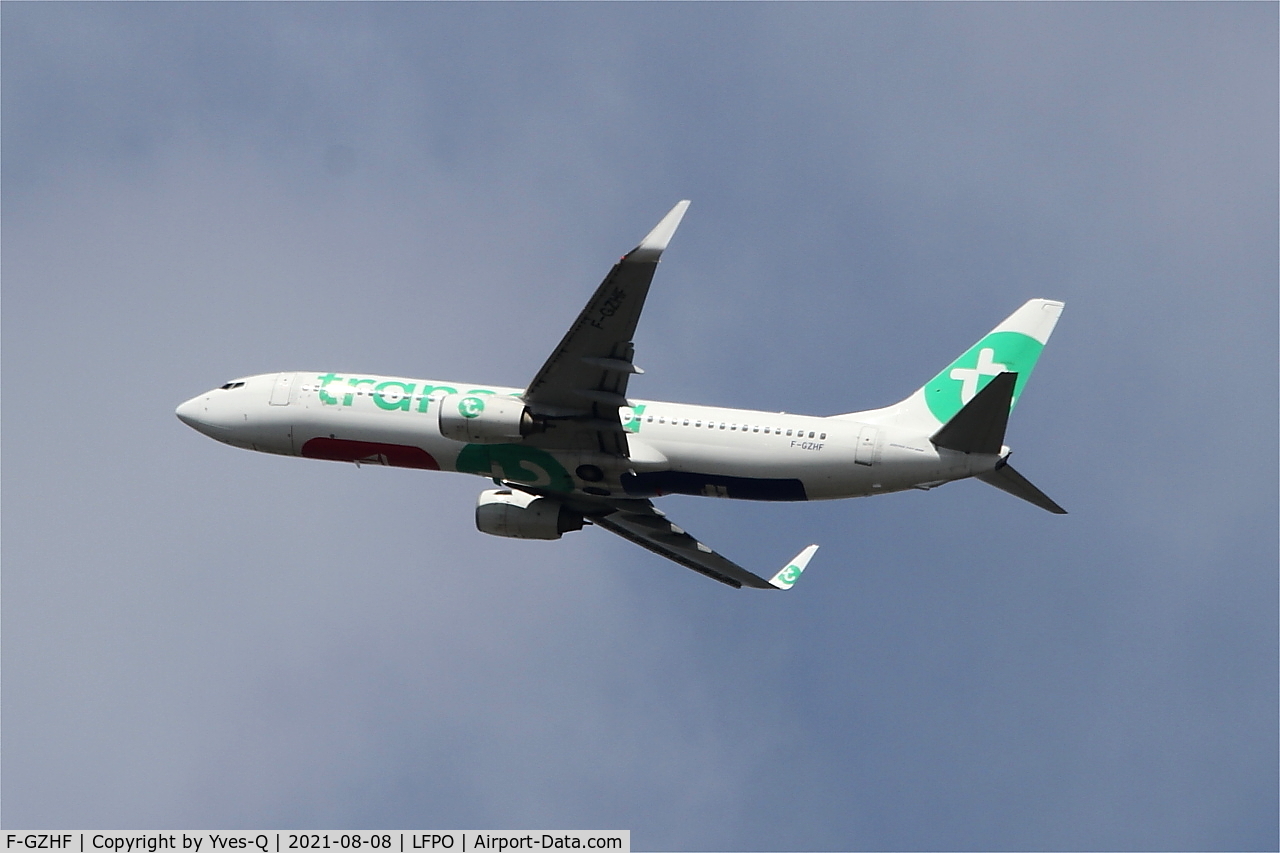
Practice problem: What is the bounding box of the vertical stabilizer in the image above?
[871,299,1063,430]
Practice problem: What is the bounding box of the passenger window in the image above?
[719,423,726,429]
[763,427,770,434]
[786,429,793,436]
[753,426,759,433]
[808,431,815,438]
[647,415,653,422]
[695,420,702,427]
[820,432,827,440]
[683,419,689,426]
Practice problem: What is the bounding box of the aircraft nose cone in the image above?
[176,396,202,428]
[176,395,218,433]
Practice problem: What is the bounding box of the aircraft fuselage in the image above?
[176,370,995,504]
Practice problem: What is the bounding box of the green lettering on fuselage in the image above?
[315,375,511,415]
[317,372,344,405]
[373,380,414,411]
[415,384,457,412]
[622,404,647,433]
[344,377,377,406]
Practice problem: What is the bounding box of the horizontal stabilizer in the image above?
[977,460,1067,514]
[930,371,1017,454]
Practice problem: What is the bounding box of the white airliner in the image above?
[177,201,1065,589]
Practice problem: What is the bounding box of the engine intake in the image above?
[475,489,585,540]
[438,394,533,443]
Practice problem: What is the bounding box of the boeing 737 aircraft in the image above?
[177,201,1065,589]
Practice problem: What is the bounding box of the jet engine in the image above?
[438,394,534,443]
[475,489,585,540]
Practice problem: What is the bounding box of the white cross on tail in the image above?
[949,347,1008,403]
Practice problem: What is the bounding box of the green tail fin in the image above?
[920,299,1063,426]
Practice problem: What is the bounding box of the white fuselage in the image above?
[176,370,998,503]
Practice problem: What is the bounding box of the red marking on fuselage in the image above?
[301,437,440,470]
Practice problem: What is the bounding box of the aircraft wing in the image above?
[522,201,690,456]
[592,500,818,590]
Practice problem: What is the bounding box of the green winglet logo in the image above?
[924,331,1044,423]
[458,396,486,419]
[770,545,817,590]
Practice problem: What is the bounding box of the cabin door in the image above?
[269,372,296,406]
[854,425,879,466]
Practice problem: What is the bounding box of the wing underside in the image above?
[593,504,778,589]
[509,489,814,589]
[521,201,690,456]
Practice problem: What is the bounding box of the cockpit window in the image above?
[219,381,246,390]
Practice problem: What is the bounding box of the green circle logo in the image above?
[458,396,486,419]
[924,331,1043,423]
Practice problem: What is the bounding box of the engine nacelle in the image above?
[475,489,585,541]
[438,394,533,443]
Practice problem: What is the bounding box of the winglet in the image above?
[770,544,819,590]
[627,200,691,262]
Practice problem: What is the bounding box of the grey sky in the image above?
[3,3,1276,849]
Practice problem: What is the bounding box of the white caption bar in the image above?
[3,834,628,853]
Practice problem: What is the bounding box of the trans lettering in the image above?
[314,374,495,413]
